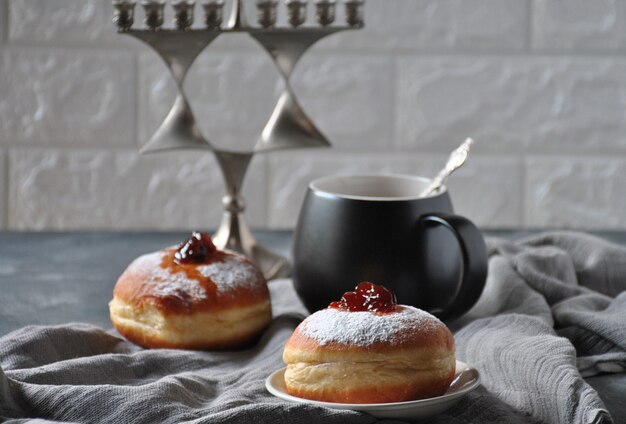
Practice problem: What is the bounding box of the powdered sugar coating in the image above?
[151,272,209,300]
[127,248,262,300]
[299,306,442,346]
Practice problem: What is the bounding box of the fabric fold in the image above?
[0,232,624,423]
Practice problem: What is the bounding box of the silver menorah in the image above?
[112,0,364,280]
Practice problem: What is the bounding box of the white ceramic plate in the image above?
[265,360,480,420]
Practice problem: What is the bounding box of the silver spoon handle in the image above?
[421,138,474,197]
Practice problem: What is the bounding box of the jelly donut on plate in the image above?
[283,282,455,403]
[109,232,271,350]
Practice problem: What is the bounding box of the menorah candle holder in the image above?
[112,0,364,279]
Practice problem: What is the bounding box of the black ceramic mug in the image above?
[292,174,488,321]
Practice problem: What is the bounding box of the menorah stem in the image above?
[227,0,247,29]
[212,195,250,253]
[212,151,290,279]
[212,151,253,252]
[214,151,252,197]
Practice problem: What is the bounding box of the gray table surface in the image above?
[0,230,624,422]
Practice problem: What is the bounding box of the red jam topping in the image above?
[328,282,398,313]
[174,231,217,264]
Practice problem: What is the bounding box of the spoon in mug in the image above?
[420,138,474,197]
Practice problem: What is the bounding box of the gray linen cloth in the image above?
[1,232,624,423]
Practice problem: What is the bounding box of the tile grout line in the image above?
[3,41,626,60]
[1,144,626,160]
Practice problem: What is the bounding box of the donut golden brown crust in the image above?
[109,247,271,350]
[283,306,455,403]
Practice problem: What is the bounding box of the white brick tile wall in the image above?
[8,149,267,230]
[0,48,135,148]
[447,156,523,228]
[526,156,626,229]
[317,0,529,52]
[1,1,625,230]
[396,56,626,155]
[8,0,136,48]
[524,58,626,154]
[396,57,530,154]
[533,0,626,51]
[293,54,394,149]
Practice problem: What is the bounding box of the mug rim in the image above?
[309,173,447,202]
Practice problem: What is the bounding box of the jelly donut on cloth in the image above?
[283,282,455,403]
[109,232,271,350]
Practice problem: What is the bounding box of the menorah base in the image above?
[212,208,291,280]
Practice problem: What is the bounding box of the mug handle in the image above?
[418,212,488,321]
